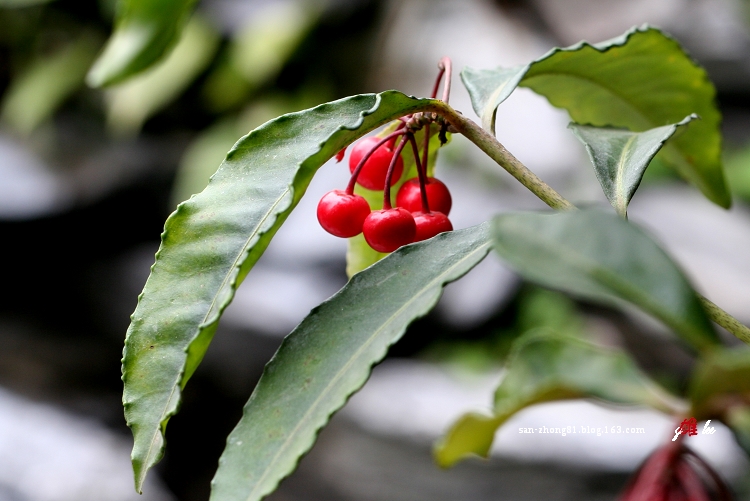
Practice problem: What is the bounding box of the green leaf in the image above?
[210,224,491,501]
[435,331,684,467]
[86,0,198,87]
[345,124,448,276]
[491,210,718,352]
[689,347,750,455]
[569,115,697,217]
[105,15,219,135]
[1,32,101,134]
[122,91,439,493]
[0,0,53,7]
[690,347,750,420]
[461,25,730,208]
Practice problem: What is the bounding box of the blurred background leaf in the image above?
[104,15,219,135]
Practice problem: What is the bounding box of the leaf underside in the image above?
[434,331,684,467]
[122,91,439,493]
[460,25,730,208]
[491,210,717,352]
[210,224,491,501]
[87,0,199,87]
[569,115,696,217]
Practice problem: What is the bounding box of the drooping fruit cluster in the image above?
[316,57,455,254]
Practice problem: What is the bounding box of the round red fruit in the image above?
[412,211,452,242]
[317,190,371,238]
[362,208,416,253]
[396,177,452,215]
[349,136,404,190]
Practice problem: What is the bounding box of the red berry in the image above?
[396,177,452,215]
[349,136,404,190]
[412,211,452,242]
[317,190,371,238]
[362,208,416,253]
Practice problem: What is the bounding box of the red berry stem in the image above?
[346,130,406,195]
[406,133,431,213]
[422,121,431,184]
[382,134,409,209]
[430,57,452,102]
[681,448,734,501]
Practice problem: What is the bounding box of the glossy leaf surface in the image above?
[211,224,491,501]
[435,331,684,467]
[491,210,717,352]
[87,0,198,87]
[461,26,730,208]
[122,91,439,492]
[569,115,696,217]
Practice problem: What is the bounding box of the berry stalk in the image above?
[406,133,431,213]
[382,135,409,209]
[346,130,406,194]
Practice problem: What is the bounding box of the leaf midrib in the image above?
[243,240,491,501]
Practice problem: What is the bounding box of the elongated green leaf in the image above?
[569,115,697,217]
[86,0,198,87]
[210,224,491,501]
[1,32,101,134]
[434,331,684,467]
[105,15,219,135]
[122,91,439,493]
[461,25,730,208]
[491,210,717,352]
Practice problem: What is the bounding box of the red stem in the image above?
[383,135,408,209]
[437,57,452,102]
[346,130,406,195]
[407,133,430,213]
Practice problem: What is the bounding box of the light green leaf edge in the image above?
[491,210,718,352]
[122,91,440,493]
[569,115,697,217]
[460,25,730,208]
[87,0,199,87]
[434,331,685,467]
[210,223,491,501]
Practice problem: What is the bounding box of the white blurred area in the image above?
[0,387,173,501]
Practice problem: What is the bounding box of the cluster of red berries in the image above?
[317,57,455,254]
[317,130,453,253]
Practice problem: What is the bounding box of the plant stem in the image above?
[409,100,750,345]
[699,295,750,344]
[429,102,576,211]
